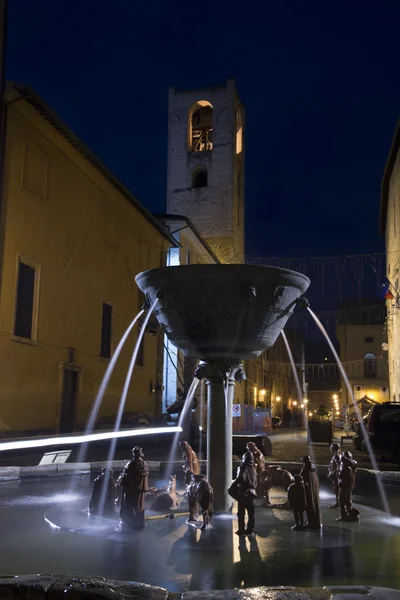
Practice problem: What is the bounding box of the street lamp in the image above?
[333,394,338,400]
[293,401,297,406]
[276,396,281,402]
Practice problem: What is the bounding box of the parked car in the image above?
[366,403,400,465]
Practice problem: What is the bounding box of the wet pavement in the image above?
[1,475,400,593]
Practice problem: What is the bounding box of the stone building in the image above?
[336,301,388,410]
[0,84,175,435]
[381,122,400,401]
[166,79,244,264]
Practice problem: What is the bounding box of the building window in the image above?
[364,353,377,378]
[100,303,113,358]
[192,166,207,188]
[236,110,243,154]
[188,100,213,152]
[365,336,374,343]
[136,318,145,367]
[13,256,40,340]
[23,142,48,200]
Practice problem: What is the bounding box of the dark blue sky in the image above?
[6,0,400,258]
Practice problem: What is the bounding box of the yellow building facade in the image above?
[0,84,175,435]
[381,120,400,402]
[336,321,389,409]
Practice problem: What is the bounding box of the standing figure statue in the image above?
[89,467,116,515]
[327,442,342,509]
[287,474,308,530]
[246,442,266,499]
[117,446,149,529]
[338,450,359,522]
[180,440,200,486]
[300,455,322,530]
[229,450,258,536]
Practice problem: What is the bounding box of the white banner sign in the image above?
[232,404,241,418]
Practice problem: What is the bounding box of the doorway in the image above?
[59,369,79,434]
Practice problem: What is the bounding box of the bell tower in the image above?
[166,79,245,263]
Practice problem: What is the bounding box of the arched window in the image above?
[188,100,213,152]
[236,109,243,154]
[192,166,207,188]
[364,353,377,378]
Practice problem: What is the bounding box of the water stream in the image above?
[98,300,159,511]
[75,309,144,465]
[281,329,316,465]
[307,307,391,515]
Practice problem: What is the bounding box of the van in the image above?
[367,402,400,465]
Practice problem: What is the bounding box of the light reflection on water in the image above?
[379,516,400,528]
[3,492,83,506]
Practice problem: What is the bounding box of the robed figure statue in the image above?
[118,446,149,529]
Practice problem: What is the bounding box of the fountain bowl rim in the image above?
[135,263,311,287]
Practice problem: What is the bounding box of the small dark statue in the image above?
[287,474,308,530]
[261,464,294,507]
[300,455,322,530]
[148,474,180,512]
[89,467,116,515]
[117,446,149,529]
[337,450,359,522]
[327,442,342,509]
[229,450,257,536]
[180,440,200,486]
[186,471,213,530]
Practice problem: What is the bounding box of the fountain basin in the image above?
[136,264,309,361]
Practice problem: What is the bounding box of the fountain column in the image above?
[197,361,246,514]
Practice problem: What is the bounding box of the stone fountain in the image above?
[136,264,310,513]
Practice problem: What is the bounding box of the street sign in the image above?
[232,404,241,418]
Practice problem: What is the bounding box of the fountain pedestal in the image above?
[196,362,245,513]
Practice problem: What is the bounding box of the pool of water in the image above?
[1,475,400,592]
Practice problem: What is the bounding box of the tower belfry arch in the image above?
[166,80,245,264]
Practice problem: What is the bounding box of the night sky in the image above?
[6,0,400,260]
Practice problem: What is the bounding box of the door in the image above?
[59,369,79,434]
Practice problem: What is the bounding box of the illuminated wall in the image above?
[386,147,400,402]
[0,91,173,434]
[336,323,389,406]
